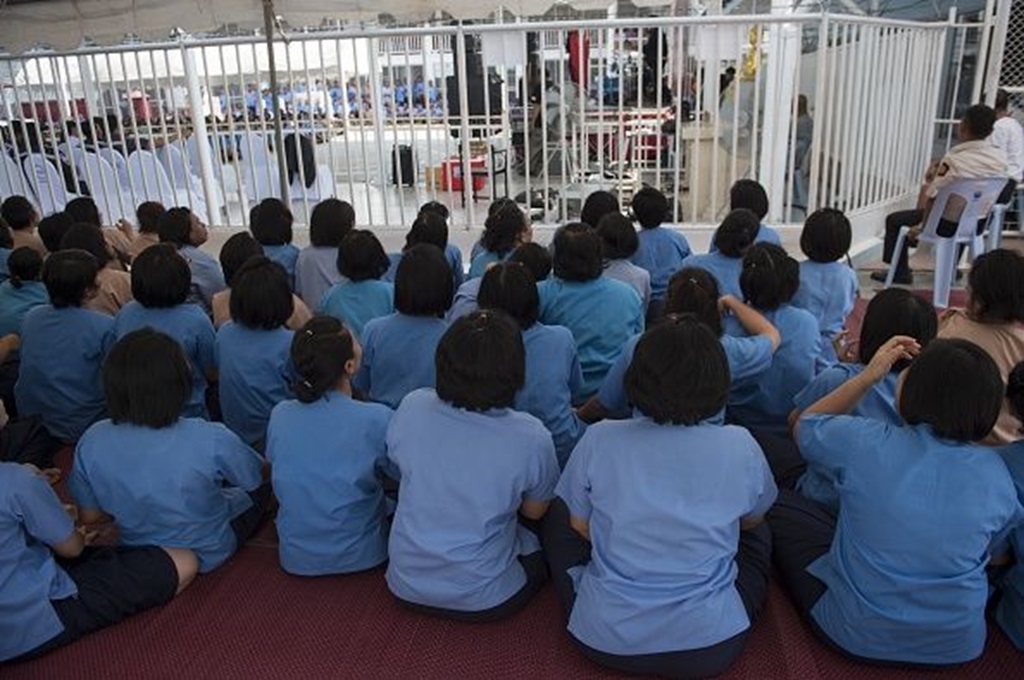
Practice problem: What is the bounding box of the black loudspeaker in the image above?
[391,144,414,186]
[445,74,503,117]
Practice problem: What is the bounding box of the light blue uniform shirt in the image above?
[295,246,344,309]
[267,393,393,575]
[16,305,113,442]
[70,418,264,573]
[557,418,777,655]
[354,313,448,409]
[179,244,226,314]
[385,244,464,289]
[262,243,301,290]
[792,261,858,370]
[447,277,482,322]
[0,248,10,282]
[0,463,78,662]
[710,224,782,252]
[726,305,820,435]
[602,260,651,312]
[216,323,294,445]
[318,279,394,340]
[792,363,900,510]
[797,413,1023,664]
[538,277,643,398]
[995,443,1024,650]
[681,252,744,300]
[630,227,691,300]
[467,249,508,279]
[0,280,48,340]
[114,301,217,418]
[385,389,559,611]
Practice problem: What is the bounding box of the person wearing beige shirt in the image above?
[1,196,47,257]
[60,223,133,316]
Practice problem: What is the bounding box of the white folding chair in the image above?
[127,150,208,223]
[99,146,131,188]
[22,153,80,216]
[884,177,1009,308]
[239,132,281,204]
[0,153,35,203]
[83,152,134,225]
[158,142,223,217]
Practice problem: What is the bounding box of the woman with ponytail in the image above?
[0,247,48,340]
[265,315,393,576]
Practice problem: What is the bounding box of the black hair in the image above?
[508,242,552,282]
[553,223,603,282]
[1007,360,1024,425]
[597,213,639,260]
[7,247,43,289]
[481,201,527,255]
[136,202,166,234]
[899,338,1003,442]
[857,288,937,369]
[631,187,669,228]
[0,218,11,249]
[404,211,449,251]
[800,208,852,263]
[435,310,525,411]
[42,249,98,308]
[625,315,730,425]
[713,209,759,258]
[229,256,293,330]
[740,242,800,310]
[37,212,74,253]
[309,199,355,247]
[478,263,539,329]
[580,190,620,228]
[395,244,454,316]
[665,268,723,336]
[419,200,450,221]
[1,196,36,231]
[104,328,191,428]
[730,179,770,221]
[65,197,102,227]
[337,229,390,282]
[157,207,194,247]
[967,249,1024,324]
[249,198,294,246]
[995,89,1010,113]
[60,223,112,268]
[131,243,191,308]
[962,104,997,140]
[219,232,264,286]
[291,315,357,403]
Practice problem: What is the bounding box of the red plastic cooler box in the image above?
[440,156,487,192]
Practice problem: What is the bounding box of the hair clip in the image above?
[302,379,314,389]
[305,329,315,337]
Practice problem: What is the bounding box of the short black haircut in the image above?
[337,229,390,282]
[478,263,539,329]
[104,328,191,428]
[1007,360,1024,425]
[157,207,194,247]
[995,89,1010,113]
[219,232,264,286]
[131,243,191,308]
[309,198,355,247]
[580,190,620,228]
[405,211,449,251]
[665,268,723,336]
[136,201,166,234]
[0,218,11,249]
[730,179,769,221]
[7,246,43,288]
[229,256,294,330]
[508,242,552,282]
[249,198,294,246]
[481,200,527,255]
[37,211,74,253]
[435,310,525,411]
[625,315,730,425]
[858,288,937,369]
[740,242,800,310]
[419,200,450,221]
[395,244,454,316]
[1,196,36,231]
[597,213,639,260]
[961,104,997,140]
[42,249,98,308]
[291,316,357,403]
[65,197,102,227]
[899,338,1003,442]
[60,223,112,268]
[967,249,1024,324]
[631,187,669,228]
[800,208,852,263]
[553,223,603,282]
[713,209,759,258]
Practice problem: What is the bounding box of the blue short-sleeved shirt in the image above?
[0,248,10,282]
[16,306,113,442]
[447,277,482,322]
[797,413,1024,664]
[603,260,651,312]
[538,277,643,397]
[295,246,344,309]
[681,252,744,299]
[70,419,264,572]
[792,364,900,509]
[0,463,78,662]
[792,261,858,368]
[995,443,1024,650]
[216,323,294,445]
[114,301,217,418]
[467,249,508,280]
[0,280,48,341]
[267,393,393,575]
[726,305,820,435]
[518,323,586,467]
[180,244,226,313]
[557,419,777,655]
[385,389,559,611]
[630,227,691,300]
[385,245,464,289]
[354,313,449,409]
[262,243,301,290]
[318,279,394,340]
[711,224,782,252]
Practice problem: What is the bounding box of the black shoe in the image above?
[870,269,912,285]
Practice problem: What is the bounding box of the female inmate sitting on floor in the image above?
[770,337,1023,666]
[318,229,394,340]
[681,208,760,300]
[994,361,1024,650]
[384,209,463,289]
[467,199,532,279]
[59,222,133,316]
[294,198,353,307]
[249,199,300,290]
[629,187,690,315]
[157,207,225,314]
[69,329,268,574]
[385,311,559,621]
[544,316,777,680]
[596,213,652,314]
[266,316,393,576]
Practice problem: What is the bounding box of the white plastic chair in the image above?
[290,164,336,203]
[884,177,1009,308]
[127,150,208,223]
[22,153,80,216]
[98,146,131,188]
[158,142,223,218]
[239,133,281,204]
[0,153,35,202]
[82,153,134,225]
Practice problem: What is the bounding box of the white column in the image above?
[77,54,103,117]
[757,0,800,222]
[181,43,221,225]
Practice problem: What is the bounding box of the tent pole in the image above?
[263,0,291,204]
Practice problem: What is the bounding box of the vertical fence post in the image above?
[181,39,221,226]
